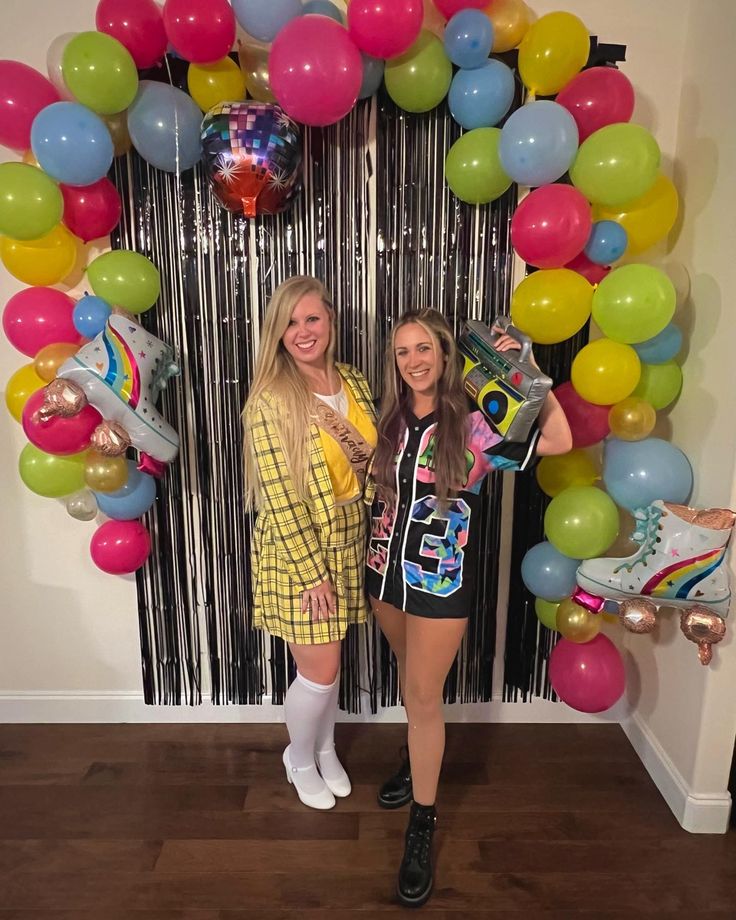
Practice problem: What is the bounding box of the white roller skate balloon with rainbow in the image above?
[574,500,735,665]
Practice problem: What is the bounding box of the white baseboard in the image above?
[622,710,732,834]
[0,691,612,725]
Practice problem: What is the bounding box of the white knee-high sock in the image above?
[284,671,337,778]
[313,673,348,784]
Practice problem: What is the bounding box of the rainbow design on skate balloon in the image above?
[101,323,141,409]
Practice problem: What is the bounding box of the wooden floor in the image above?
[0,723,734,918]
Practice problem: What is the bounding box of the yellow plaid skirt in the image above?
[251,500,369,645]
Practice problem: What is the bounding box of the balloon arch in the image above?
[1,0,727,713]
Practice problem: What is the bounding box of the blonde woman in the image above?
[243,276,376,810]
[367,310,572,906]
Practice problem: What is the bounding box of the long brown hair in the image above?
[242,275,336,508]
[373,309,468,506]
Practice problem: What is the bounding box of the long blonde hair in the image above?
[373,309,468,507]
[243,276,336,509]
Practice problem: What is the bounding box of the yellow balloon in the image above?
[593,174,679,256]
[571,339,641,406]
[484,0,531,53]
[34,342,80,383]
[188,57,247,113]
[237,41,275,103]
[608,396,656,441]
[511,269,593,345]
[556,598,601,643]
[518,11,589,96]
[536,449,599,498]
[0,224,78,286]
[5,363,46,423]
[84,451,129,493]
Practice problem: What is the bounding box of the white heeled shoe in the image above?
[315,745,352,798]
[282,746,336,810]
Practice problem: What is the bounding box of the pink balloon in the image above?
[270,17,362,127]
[162,0,236,64]
[549,634,625,713]
[564,250,611,286]
[61,178,122,243]
[433,0,488,18]
[3,288,80,357]
[96,0,168,70]
[0,61,60,151]
[554,381,610,448]
[347,0,423,59]
[22,388,101,455]
[557,67,635,144]
[90,520,152,575]
[511,185,592,270]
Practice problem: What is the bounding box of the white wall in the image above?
[6,2,736,833]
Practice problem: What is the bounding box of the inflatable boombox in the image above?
[458,317,552,442]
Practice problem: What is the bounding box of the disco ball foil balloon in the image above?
[201,102,302,218]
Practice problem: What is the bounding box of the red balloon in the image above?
[433,0,488,19]
[22,388,101,455]
[90,520,152,575]
[270,17,363,127]
[2,287,80,357]
[61,178,122,243]
[96,0,168,70]
[554,381,610,448]
[557,67,635,144]
[565,250,611,286]
[0,61,60,151]
[162,0,236,64]
[347,0,423,59]
[549,634,625,713]
[511,185,592,270]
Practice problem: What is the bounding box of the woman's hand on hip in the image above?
[302,578,337,622]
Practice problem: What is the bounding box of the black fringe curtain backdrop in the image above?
[112,84,572,710]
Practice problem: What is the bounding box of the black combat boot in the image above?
[396,801,437,908]
[377,745,412,809]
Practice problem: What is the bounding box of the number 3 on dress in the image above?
[404,496,471,596]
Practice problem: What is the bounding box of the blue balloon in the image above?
[444,9,493,69]
[521,541,581,602]
[233,0,303,43]
[31,102,113,186]
[359,55,385,100]
[603,437,693,511]
[499,101,579,187]
[633,323,683,364]
[303,0,343,23]
[94,461,157,521]
[73,295,112,339]
[449,60,515,130]
[128,81,202,173]
[585,220,628,265]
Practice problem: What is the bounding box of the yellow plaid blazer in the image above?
[249,363,376,592]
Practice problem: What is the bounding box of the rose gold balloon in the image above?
[556,597,602,643]
[33,342,80,383]
[619,598,657,634]
[102,112,132,157]
[680,607,727,666]
[484,0,531,53]
[608,397,657,442]
[84,451,129,493]
[237,40,275,103]
[38,378,87,421]
[90,420,131,457]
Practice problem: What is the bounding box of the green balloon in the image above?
[445,128,512,205]
[88,250,161,314]
[633,360,683,409]
[534,598,560,631]
[19,445,86,498]
[570,123,661,207]
[544,486,619,559]
[592,264,676,344]
[62,31,138,115]
[0,162,63,241]
[384,31,452,114]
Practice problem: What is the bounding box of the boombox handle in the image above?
[489,315,533,363]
